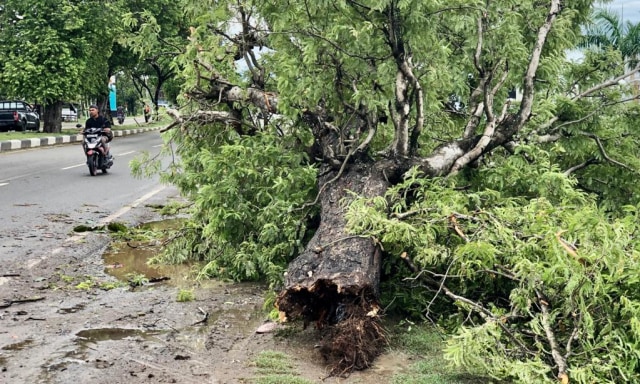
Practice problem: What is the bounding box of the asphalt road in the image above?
[0,130,169,265]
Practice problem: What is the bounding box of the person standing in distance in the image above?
[143,103,151,123]
[84,104,113,161]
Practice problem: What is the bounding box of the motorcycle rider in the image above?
[116,105,125,125]
[84,104,113,162]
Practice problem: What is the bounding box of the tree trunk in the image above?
[276,161,389,374]
[42,101,63,133]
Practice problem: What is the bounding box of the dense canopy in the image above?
[4,0,640,382]
[142,0,640,381]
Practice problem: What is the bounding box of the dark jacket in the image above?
[85,115,111,130]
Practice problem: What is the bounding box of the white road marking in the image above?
[62,151,137,170]
[0,182,8,187]
[20,185,168,272]
[62,163,85,170]
[98,185,166,225]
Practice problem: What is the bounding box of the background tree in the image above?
[0,0,122,132]
[138,0,640,381]
[580,7,640,67]
[102,42,142,122]
[120,0,189,117]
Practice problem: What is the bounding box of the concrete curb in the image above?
[0,127,162,153]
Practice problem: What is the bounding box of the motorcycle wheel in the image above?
[88,157,97,176]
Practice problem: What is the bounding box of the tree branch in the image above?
[450,66,510,173]
[563,158,599,176]
[536,289,569,381]
[516,0,561,129]
[400,252,535,357]
[580,131,636,172]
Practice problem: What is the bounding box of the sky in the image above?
[609,0,640,23]
[563,1,640,62]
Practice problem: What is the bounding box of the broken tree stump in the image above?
[276,164,389,374]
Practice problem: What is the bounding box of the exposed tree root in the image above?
[318,306,387,376]
[277,280,386,376]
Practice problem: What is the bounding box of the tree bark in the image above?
[42,101,63,133]
[276,162,388,372]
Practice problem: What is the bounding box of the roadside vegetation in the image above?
[250,351,313,384]
[0,118,166,141]
[388,324,488,384]
[248,325,488,384]
[0,0,184,133]
[4,1,640,383]
[138,1,640,381]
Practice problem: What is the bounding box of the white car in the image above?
[62,104,78,122]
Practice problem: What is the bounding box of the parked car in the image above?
[61,103,78,122]
[0,100,40,132]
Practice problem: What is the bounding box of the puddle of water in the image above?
[75,328,164,343]
[100,219,272,353]
[1,339,34,351]
[103,218,199,286]
[103,244,193,284]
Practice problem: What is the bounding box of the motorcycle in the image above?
[116,106,125,125]
[77,124,113,176]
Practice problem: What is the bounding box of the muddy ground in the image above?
[0,186,411,384]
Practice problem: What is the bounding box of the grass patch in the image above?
[125,272,149,287]
[254,351,294,375]
[390,360,487,384]
[388,323,490,384]
[250,351,314,384]
[176,288,195,302]
[254,375,314,384]
[68,275,126,291]
[0,119,166,141]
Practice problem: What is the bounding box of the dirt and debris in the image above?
[276,281,387,376]
[0,187,410,383]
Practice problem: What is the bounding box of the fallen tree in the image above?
[140,0,640,381]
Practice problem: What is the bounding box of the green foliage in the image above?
[263,291,281,321]
[151,127,317,287]
[153,201,189,216]
[107,222,128,233]
[0,0,122,103]
[143,0,640,382]
[580,7,640,67]
[119,0,188,107]
[387,323,488,383]
[125,272,149,287]
[73,276,125,291]
[176,289,195,302]
[345,158,640,382]
[75,280,95,291]
[59,274,74,283]
[251,350,315,384]
[98,281,126,290]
